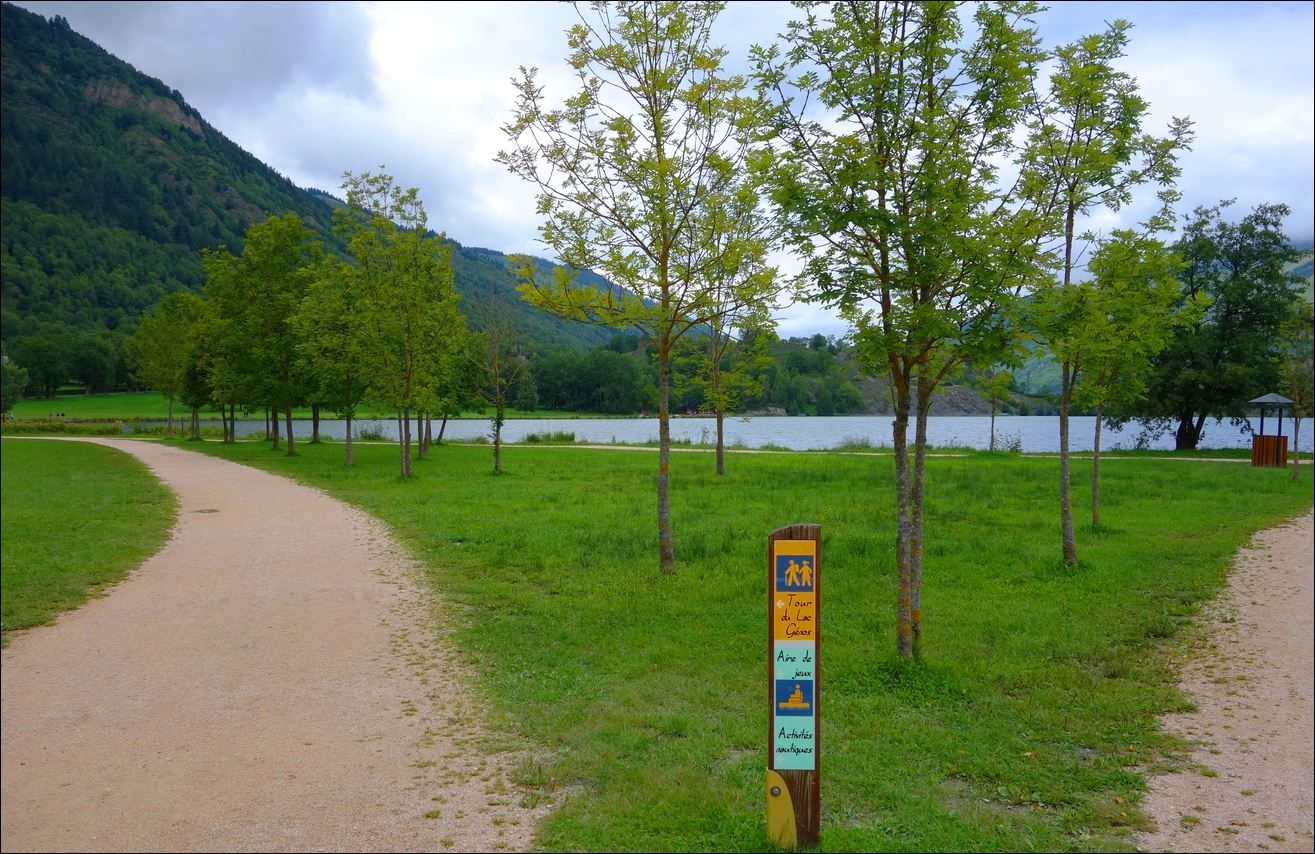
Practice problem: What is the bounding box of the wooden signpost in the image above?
[767,524,820,849]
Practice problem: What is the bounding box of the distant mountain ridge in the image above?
[0,3,607,350]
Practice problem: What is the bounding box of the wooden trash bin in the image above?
[1250,434,1288,467]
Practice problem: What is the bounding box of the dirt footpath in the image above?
[1136,509,1315,853]
[1,438,543,852]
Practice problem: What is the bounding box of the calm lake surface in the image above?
[173,414,1315,453]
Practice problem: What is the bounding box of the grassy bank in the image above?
[8,391,616,423]
[179,438,1312,851]
[0,438,175,644]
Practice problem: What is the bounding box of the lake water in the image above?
[171,414,1314,454]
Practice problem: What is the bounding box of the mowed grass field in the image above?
[0,438,175,644]
[171,438,1311,851]
[7,391,609,423]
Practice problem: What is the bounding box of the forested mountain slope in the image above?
[0,3,605,359]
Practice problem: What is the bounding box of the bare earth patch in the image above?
[1,438,548,852]
[1136,509,1314,853]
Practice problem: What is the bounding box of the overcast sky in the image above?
[18,0,1315,338]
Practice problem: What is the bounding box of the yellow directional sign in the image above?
[767,526,820,849]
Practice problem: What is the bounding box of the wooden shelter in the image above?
[1248,392,1293,467]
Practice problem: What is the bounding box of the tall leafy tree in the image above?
[204,213,320,455]
[294,259,370,466]
[1022,19,1191,563]
[754,1,1051,658]
[9,326,76,399]
[984,367,1015,452]
[199,254,258,444]
[675,314,772,474]
[339,169,462,479]
[680,179,778,475]
[467,286,528,475]
[130,290,205,438]
[498,0,774,573]
[1,356,30,416]
[1137,201,1301,449]
[190,304,241,443]
[1068,230,1182,526]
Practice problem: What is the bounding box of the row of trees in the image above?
[496,1,1309,659]
[131,170,475,476]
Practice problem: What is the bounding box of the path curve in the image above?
[1,438,541,852]
[1136,509,1314,852]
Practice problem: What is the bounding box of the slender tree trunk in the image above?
[271,406,281,450]
[166,396,174,439]
[989,401,997,452]
[396,410,405,477]
[910,373,932,658]
[425,417,432,452]
[1092,406,1103,528]
[399,408,413,478]
[716,410,725,475]
[493,407,503,474]
[345,412,355,467]
[438,415,449,445]
[190,406,199,440]
[657,342,675,574]
[264,409,270,440]
[285,405,295,456]
[1294,418,1302,481]
[1059,363,1076,564]
[404,407,412,476]
[892,387,913,660]
[312,404,321,444]
[416,412,425,458]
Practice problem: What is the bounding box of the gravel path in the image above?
[1136,509,1314,853]
[1,438,543,852]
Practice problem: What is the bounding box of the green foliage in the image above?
[1074,231,1185,414]
[1,357,29,415]
[1022,20,1191,276]
[534,348,651,414]
[293,259,369,428]
[742,335,865,416]
[1279,301,1314,472]
[188,439,1312,851]
[337,170,465,474]
[521,430,576,444]
[1,438,174,643]
[755,2,1050,393]
[1136,202,1303,448]
[127,290,205,434]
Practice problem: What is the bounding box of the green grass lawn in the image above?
[8,391,620,423]
[179,437,1311,851]
[0,438,175,644]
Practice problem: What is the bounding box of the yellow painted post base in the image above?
[766,769,797,849]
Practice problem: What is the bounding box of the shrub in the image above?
[356,422,391,442]
[522,431,576,444]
